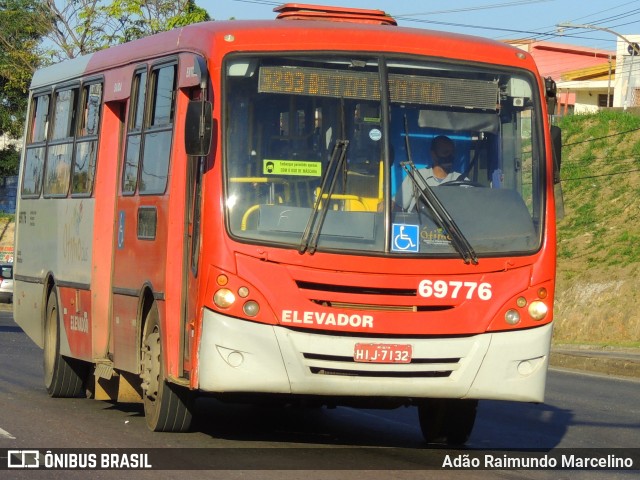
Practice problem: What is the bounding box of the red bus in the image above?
[14,4,561,444]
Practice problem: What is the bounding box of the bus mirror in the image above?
[554,183,565,220]
[185,100,212,156]
[550,124,564,219]
[551,125,562,183]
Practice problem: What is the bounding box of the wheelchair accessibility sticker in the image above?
[392,224,419,253]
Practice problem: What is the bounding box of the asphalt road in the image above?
[0,309,638,480]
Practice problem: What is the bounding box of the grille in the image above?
[303,352,460,378]
[297,281,415,296]
[297,280,454,312]
[309,368,451,378]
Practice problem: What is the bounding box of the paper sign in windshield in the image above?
[263,159,322,176]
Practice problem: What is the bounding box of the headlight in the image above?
[214,288,235,308]
[528,301,548,321]
[243,301,260,317]
[505,309,521,325]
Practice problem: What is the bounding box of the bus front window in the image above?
[224,55,545,258]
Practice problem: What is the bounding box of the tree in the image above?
[45,0,211,61]
[43,1,104,60]
[0,1,210,175]
[0,145,19,177]
[0,0,50,175]
[0,0,50,136]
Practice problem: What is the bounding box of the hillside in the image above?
[554,110,640,347]
[0,111,638,346]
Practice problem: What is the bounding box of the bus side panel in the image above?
[111,293,141,373]
[58,287,93,361]
[111,194,169,373]
[14,198,95,350]
[14,197,48,348]
[60,199,94,280]
[13,280,45,347]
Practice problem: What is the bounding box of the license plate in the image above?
[354,343,412,364]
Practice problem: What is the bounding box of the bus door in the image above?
[181,148,203,376]
[179,55,210,378]
[92,68,129,362]
[111,61,177,374]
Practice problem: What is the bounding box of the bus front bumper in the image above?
[198,309,552,403]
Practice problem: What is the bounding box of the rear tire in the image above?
[140,304,193,432]
[43,290,87,397]
[418,398,478,446]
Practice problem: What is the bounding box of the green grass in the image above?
[557,111,640,262]
[553,110,640,345]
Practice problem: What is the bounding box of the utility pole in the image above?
[557,23,639,110]
[607,54,612,108]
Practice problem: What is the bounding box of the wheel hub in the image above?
[141,330,160,402]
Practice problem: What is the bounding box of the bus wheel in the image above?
[140,305,193,432]
[417,399,478,446]
[43,290,87,397]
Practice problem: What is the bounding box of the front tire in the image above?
[43,290,87,397]
[140,304,193,432]
[418,398,478,446]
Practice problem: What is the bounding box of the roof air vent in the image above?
[274,3,397,26]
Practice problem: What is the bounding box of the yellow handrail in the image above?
[241,204,261,231]
[314,190,369,211]
[230,177,286,183]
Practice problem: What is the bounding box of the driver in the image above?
[396,135,466,211]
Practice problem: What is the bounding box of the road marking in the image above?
[0,426,16,439]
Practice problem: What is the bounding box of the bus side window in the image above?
[123,63,176,196]
[44,87,78,197]
[72,83,103,196]
[21,94,50,197]
[139,63,176,195]
[123,68,147,195]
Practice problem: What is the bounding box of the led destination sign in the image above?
[259,65,499,109]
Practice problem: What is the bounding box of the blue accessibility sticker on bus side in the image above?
[392,224,419,253]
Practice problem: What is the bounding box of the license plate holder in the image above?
[353,343,412,364]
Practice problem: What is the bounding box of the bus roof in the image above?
[30,13,533,90]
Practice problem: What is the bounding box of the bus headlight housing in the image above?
[505,309,521,325]
[243,300,260,317]
[210,268,273,323]
[214,288,236,308]
[528,301,548,321]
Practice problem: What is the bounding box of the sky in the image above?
[197,0,640,53]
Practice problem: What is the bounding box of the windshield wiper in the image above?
[400,116,478,265]
[400,162,478,264]
[299,139,349,255]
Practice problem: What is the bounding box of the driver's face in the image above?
[434,144,454,168]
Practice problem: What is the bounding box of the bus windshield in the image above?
[224,54,544,258]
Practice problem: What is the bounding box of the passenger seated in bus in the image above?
[395,135,467,211]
